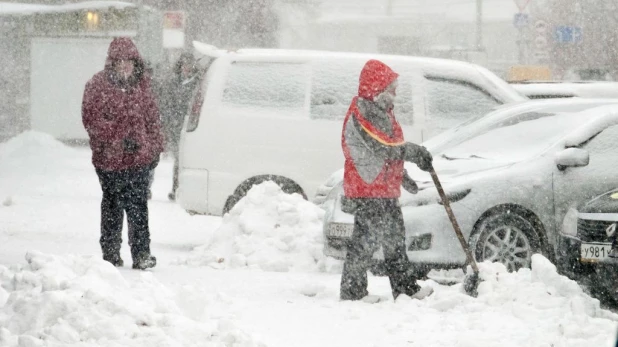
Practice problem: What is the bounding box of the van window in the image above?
[310,59,414,125]
[222,62,307,116]
[186,68,210,132]
[425,76,500,135]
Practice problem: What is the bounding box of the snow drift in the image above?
[177,182,339,273]
[0,251,263,347]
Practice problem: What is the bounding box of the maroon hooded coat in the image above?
[82,38,164,171]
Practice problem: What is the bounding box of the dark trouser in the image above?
[340,198,420,300]
[96,166,152,263]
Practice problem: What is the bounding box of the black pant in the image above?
[96,166,152,262]
[340,199,420,300]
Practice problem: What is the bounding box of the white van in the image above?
[177,42,526,215]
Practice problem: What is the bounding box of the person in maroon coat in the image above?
[82,37,164,270]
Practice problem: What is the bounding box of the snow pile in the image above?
[0,131,97,202]
[410,254,618,346]
[0,251,264,347]
[178,182,332,272]
[0,131,76,166]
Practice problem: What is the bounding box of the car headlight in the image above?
[562,207,578,237]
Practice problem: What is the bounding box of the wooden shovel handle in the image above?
[429,167,479,273]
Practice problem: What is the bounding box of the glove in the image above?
[149,154,160,170]
[402,143,433,172]
[402,170,418,194]
[123,138,140,154]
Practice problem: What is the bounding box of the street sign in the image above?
[554,26,583,43]
[513,13,529,28]
[163,11,185,30]
[513,0,532,12]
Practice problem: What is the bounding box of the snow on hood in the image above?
[176,182,333,273]
[0,251,263,347]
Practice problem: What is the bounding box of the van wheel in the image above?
[222,175,307,215]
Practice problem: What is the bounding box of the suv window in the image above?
[310,59,414,125]
[425,76,500,135]
[222,62,308,116]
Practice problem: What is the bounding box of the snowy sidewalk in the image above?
[0,132,617,347]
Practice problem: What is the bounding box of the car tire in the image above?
[472,212,543,272]
[222,175,306,215]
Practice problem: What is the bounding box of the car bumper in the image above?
[556,234,618,290]
[177,168,209,214]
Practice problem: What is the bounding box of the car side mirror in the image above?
[555,148,590,171]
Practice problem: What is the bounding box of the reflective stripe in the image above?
[578,213,618,222]
[360,123,405,146]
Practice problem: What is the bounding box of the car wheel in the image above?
[222,175,306,215]
[473,213,541,272]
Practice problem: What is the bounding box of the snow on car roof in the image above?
[192,40,478,69]
[512,82,618,99]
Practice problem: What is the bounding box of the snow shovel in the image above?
[428,166,481,297]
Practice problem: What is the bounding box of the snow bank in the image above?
[0,251,263,347]
[0,131,95,201]
[0,131,75,164]
[177,182,332,273]
[412,254,618,346]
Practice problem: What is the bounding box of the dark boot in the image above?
[132,252,157,270]
[103,253,124,267]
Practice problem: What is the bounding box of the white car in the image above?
[511,81,618,100]
[321,98,618,274]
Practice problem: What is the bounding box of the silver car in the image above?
[320,99,618,274]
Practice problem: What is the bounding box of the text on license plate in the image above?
[580,243,612,261]
[327,223,354,238]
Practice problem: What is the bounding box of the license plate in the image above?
[326,223,354,238]
[580,243,613,262]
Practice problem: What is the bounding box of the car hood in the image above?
[405,157,513,189]
[580,189,618,214]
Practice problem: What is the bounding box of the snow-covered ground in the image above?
[1,131,617,347]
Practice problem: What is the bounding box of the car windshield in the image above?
[426,100,618,156]
[440,111,585,162]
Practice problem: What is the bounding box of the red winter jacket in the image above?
[82,38,164,171]
[342,59,404,199]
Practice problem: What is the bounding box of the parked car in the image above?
[510,81,618,100]
[560,189,618,300]
[563,68,614,82]
[176,42,526,216]
[321,99,618,276]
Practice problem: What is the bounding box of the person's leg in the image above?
[124,167,156,269]
[381,200,425,299]
[96,169,125,267]
[340,200,380,300]
[147,169,154,200]
[169,141,179,201]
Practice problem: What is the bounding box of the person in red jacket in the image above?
[340,59,434,301]
[82,37,164,270]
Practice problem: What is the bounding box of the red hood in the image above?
[107,37,143,63]
[357,59,399,101]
